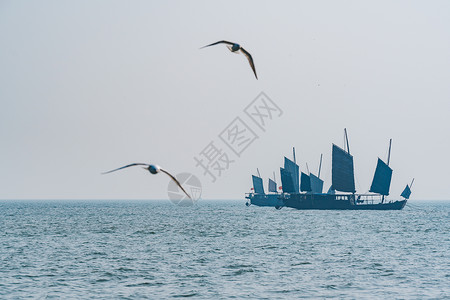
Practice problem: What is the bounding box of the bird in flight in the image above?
[102,163,192,199]
[201,40,258,79]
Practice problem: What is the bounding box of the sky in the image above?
[1,1,449,200]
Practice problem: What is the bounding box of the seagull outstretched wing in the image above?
[102,163,149,174]
[200,40,234,49]
[160,169,192,200]
[239,47,258,79]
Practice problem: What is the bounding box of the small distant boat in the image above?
[246,129,413,210]
[246,169,284,209]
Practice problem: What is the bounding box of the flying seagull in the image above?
[102,163,192,199]
[201,40,258,79]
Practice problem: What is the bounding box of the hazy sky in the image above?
[1,1,449,200]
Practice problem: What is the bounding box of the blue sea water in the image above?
[0,200,448,299]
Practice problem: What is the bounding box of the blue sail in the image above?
[332,144,356,193]
[327,185,336,194]
[369,158,392,196]
[252,175,264,194]
[280,167,295,193]
[300,172,312,192]
[268,178,277,193]
[310,173,324,194]
[284,157,299,193]
[401,184,411,199]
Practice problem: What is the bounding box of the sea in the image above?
[0,200,448,299]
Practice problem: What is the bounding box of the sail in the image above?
[280,168,295,193]
[310,173,324,194]
[332,144,356,193]
[284,157,299,193]
[327,186,336,194]
[401,184,411,199]
[268,178,277,193]
[300,172,312,192]
[252,175,264,194]
[369,158,393,196]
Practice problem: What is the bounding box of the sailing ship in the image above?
[246,169,283,208]
[246,129,413,210]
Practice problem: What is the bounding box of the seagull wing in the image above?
[102,163,149,174]
[160,169,192,200]
[200,40,235,49]
[239,47,258,79]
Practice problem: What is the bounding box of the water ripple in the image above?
[0,200,448,299]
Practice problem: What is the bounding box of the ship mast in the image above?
[293,147,296,164]
[318,154,323,179]
[344,128,354,196]
[257,168,261,178]
[382,139,392,204]
[387,138,392,166]
[344,128,350,154]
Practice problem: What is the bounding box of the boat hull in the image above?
[283,193,407,210]
[245,193,284,207]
